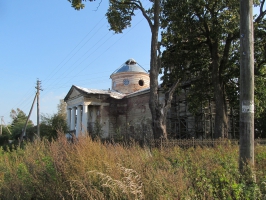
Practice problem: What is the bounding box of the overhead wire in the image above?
[42,30,112,90]
[5,1,153,124]
[2,90,36,124]
[44,5,150,92]
[42,15,107,83]
[2,15,108,123]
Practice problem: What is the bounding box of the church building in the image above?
[64,59,158,140]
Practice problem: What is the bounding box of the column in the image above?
[76,105,82,137]
[67,108,71,130]
[70,107,76,132]
[82,104,88,135]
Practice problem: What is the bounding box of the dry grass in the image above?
[0,133,265,199]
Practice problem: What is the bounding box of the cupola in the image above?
[110,59,150,94]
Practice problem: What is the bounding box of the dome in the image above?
[110,58,150,94]
[111,59,148,75]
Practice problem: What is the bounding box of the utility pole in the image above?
[20,79,42,143]
[239,0,254,170]
[36,79,42,139]
[20,93,37,142]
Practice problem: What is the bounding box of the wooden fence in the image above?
[148,138,266,149]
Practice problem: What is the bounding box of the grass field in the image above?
[0,134,265,199]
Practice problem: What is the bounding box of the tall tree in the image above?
[68,0,180,139]
[10,108,34,139]
[161,0,266,138]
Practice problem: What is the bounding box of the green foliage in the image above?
[40,113,68,141]
[67,0,144,34]
[0,135,9,147]
[67,0,87,10]
[106,0,138,33]
[1,125,11,136]
[9,108,34,140]
[253,6,266,137]
[39,99,68,141]
[161,0,266,137]
[161,0,239,108]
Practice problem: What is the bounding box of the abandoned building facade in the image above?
[64,59,154,140]
[64,59,238,140]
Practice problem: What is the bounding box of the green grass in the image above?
[0,134,265,199]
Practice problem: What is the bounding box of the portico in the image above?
[64,85,125,138]
[66,104,88,137]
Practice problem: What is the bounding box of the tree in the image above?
[67,0,180,139]
[1,126,11,136]
[161,0,266,138]
[40,100,68,141]
[0,125,12,149]
[40,113,68,141]
[10,108,34,140]
[253,3,266,138]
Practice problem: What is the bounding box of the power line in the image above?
[43,16,146,93]
[41,3,151,92]
[4,2,152,124]
[42,16,107,83]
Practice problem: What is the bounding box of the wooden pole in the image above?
[239,0,254,170]
[20,93,37,142]
[36,79,42,139]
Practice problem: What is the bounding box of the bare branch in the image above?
[163,79,181,113]
[255,0,266,23]
[220,32,238,71]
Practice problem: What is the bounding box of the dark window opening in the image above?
[139,79,144,86]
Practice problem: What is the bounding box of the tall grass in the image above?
[0,134,265,199]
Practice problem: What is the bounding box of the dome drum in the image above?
[110,59,150,94]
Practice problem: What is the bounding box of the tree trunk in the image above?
[211,44,228,139]
[148,0,168,139]
[213,80,228,138]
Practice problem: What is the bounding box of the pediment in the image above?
[69,88,80,99]
[64,85,85,102]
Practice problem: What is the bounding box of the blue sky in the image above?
[0,1,152,124]
[1,1,262,125]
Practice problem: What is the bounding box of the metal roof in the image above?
[111,59,148,75]
[74,86,125,99]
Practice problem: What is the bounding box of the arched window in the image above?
[138,79,144,86]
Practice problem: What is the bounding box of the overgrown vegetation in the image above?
[0,134,265,199]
